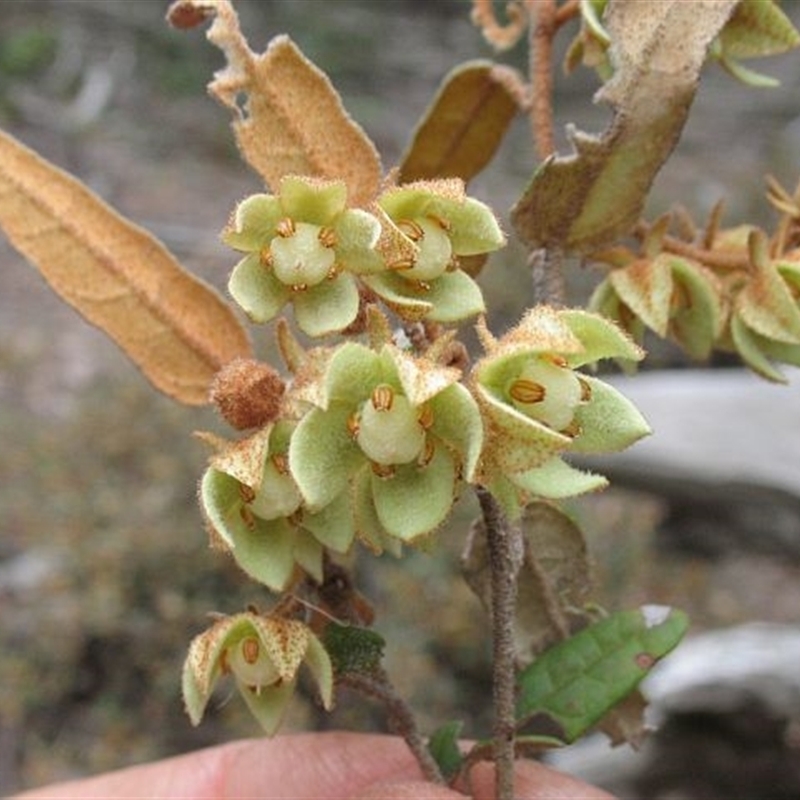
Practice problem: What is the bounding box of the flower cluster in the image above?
[224,176,505,337]
[589,196,800,383]
[191,167,654,735]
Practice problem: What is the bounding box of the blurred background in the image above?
[3,2,800,797]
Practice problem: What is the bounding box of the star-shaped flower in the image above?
[224,176,383,337]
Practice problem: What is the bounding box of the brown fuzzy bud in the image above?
[210,358,286,430]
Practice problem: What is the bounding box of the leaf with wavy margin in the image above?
[0,129,251,405]
[512,0,740,254]
[170,0,382,207]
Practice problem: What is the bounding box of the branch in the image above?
[475,486,524,800]
[339,670,445,785]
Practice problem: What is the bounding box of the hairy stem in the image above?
[527,0,557,160]
[530,245,566,306]
[476,486,524,800]
[339,670,444,784]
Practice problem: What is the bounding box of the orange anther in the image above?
[371,384,395,412]
[509,378,546,404]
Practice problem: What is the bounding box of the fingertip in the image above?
[353,780,466,800]
[467,759,617,800]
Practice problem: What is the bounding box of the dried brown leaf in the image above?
[512,0,740,253]
[398,61,523,184]
[179,0,382,207]
[462,501,593,667]
[0,129,252,405]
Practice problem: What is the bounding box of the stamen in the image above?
[346,411,361,439]
[238,483,256,504]
[389,257,417,271]
[318,226,338,248]
[509,378,546,404]
[271,453,289,474]
[241,637,260,665]
[561,419,581,438]
[397,218,424,242]
[259,247,273,268]
[578,378,592,403]
[239,505,256,530]
[417,404,434,430]
[371,462,395,478]
[427,212,452,232]
[545,354,569,368]
[371,384,395,412]
[290,282,308,292]
[275,217,296,238]
[418,438,435,467]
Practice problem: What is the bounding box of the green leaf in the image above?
[516,606,689,743]
[511,1,739,253]
[398,60,522,184]
[427,721,465,782]
[322,623,385,675]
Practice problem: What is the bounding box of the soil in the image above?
[3,1,800,796]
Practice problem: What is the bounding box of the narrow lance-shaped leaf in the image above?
[512,0,740,253]
[398,61,523,184]
[516,605,689,743]
[171,0,382,206]
[0,129,251,405]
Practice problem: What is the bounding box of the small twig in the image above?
[633,220,750,272]
[476,486,524,800]
[339,670,445,785]
[526,0,558,160]
[471,0,528,51]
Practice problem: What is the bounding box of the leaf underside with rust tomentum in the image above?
[0,128,252,406]
[174,0,383,207]
[512,0,741,254]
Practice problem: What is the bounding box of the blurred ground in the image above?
[3,1,800,796]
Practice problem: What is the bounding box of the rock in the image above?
[576,367,800,559]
